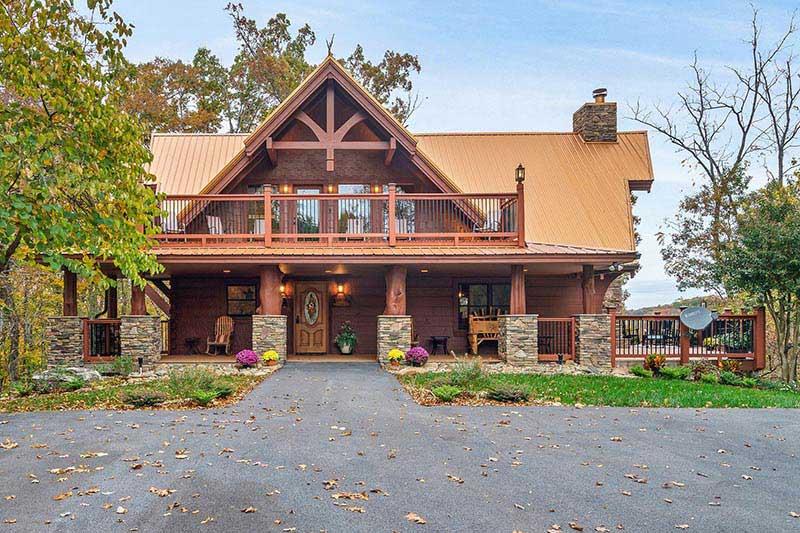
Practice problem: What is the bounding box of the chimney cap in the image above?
[592,88,608,103]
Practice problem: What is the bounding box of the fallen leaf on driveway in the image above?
[331,492,368,501]
[406,512,426,524]
[149,487,176,497]
[675,525,689,529]
[116,506,127,514]
[447,474,464,484]
[53,491,72,501]
[241,506,257,513]
[569,521,584,531]
[0,439,18,450]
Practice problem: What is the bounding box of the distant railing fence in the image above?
[610,308,766,370]
[537,318,575,362]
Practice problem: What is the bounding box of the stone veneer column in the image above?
[120,315,162,368]
[252,315,287,363]
[46,316,86,367]
[377,315,412,365]
[498,314,538,366]
[574,314,612,370]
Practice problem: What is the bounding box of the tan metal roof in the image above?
[415,131,653,251]
[148,131,652,253]
[149,133,246,195]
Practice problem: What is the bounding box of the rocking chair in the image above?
[206,316,234,355]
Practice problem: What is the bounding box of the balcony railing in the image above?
[154,186,522,247]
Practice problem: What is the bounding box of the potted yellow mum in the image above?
[387,348,404,368]
[261,350,280,366]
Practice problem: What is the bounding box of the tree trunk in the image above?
[0,266,19,382]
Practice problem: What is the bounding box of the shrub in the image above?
[405,346,429,366]
[111,356,135,376]
[94,363,115,376]
[740,377,758,388]
[447,358,485,388]
[690,361,716,381]
[166,368,217,397]
[11,381,34,397]
[719,359,741,374]
[719,370,743,386]
[659,366,692,380]
[189,384,233,406]
[486,385,530,403]
[235,349,259,367]
[643,354,666,374]
[121,389,167,407]
[62,377,86,391]
[629,365,653,378]
[387,348,405,362]
[700,372,719,384]
[432,385,462,402]
[261,350,280,363]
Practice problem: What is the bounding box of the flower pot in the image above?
[389,360,401,368]
[339,344,353,355]
[265,359,278,367]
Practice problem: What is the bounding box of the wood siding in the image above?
[167,271,614,356]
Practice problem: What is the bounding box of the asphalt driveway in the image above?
[0,362,798,532]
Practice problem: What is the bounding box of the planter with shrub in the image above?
[387,348,405,367]
[261,350,280,366]
[405,346,429,367]
[235,349,259,368]
[334,322,357,355]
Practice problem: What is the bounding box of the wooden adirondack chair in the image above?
[467,311,500,355]
[206,316,234,355]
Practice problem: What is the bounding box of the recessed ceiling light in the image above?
[420,268,428,273]
[222,269,231,273]
[324,269,332,273]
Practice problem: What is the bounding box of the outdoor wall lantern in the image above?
[279,283,286,299]
[333,281,351,307]
[515,164,526,183]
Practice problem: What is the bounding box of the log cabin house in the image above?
[50,55,679,370]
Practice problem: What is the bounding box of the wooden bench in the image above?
[468,315,499,355]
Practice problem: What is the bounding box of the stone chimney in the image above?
[573,88,617,142]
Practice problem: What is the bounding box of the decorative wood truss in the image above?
[250,82,397,172]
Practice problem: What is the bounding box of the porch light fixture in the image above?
[337,283,345,295]
[372,185,381,193]
[515,164,526,183]
[222,269,231,273]
[420,268,429,273]
[280,283,286,299]
[608,262,623,272]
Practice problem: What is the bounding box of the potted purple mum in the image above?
[405,346,429,367]
[235,349,259,368]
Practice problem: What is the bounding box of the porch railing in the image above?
[154,187,521,247]
[82,318,121,359]
[537,318,575,362]
[610,308,766,370]
[160,319,169,354]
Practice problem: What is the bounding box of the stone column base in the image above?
[46,316,86,367]
[252,315,287,364]
[377,315,412,365]
[498,314,538,366]
[121,315,162,369]
[574,314,612,370]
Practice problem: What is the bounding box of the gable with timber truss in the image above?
[201,56,459,195]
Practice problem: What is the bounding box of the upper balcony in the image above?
[154,185,524,248]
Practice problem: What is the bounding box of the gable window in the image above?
[227,284,257,316]
[457,283,510,329]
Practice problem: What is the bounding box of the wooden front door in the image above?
[294,281,328,354]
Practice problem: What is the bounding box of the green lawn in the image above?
[0,373,264,412]
[401,372,800,408]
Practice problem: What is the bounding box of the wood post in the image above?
[131,284,147,315]
[264,187,272,247]
[607,306,617,368]
[516,177,525,248]
[63,269,78,316]
[388,183,397,246]
[581,265,596,314]
[755,305,766,370]
[383,265,407,315]
[258,266,283,315]
[510,264,526,314]
[106,276,118,319]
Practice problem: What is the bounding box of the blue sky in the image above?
[111,0,797,308]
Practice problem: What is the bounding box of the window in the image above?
[246,184,279,233]
[227,284,257,316]
[338,184,372,233]
[457,283,510,329]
